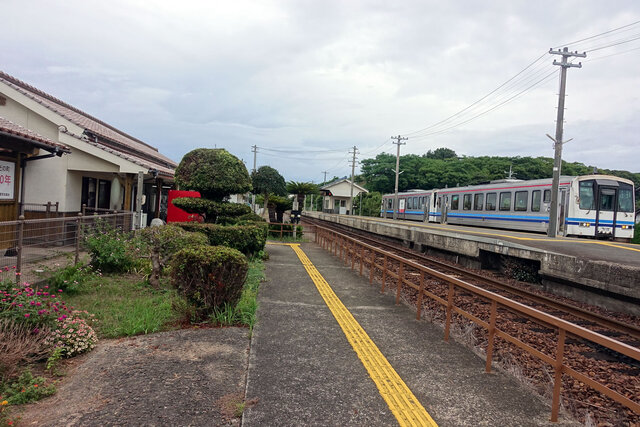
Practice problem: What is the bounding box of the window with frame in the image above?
[499,192,512,211]
[514,191,528,211]
[406,197,413,210]
[463,194,472,210]
[486,193,497,210]
[543,189,551,203]
[531,190,541,212]
[579,181,595,210]
[451,195,459,210]
[387,199,392,209]
[474,193,484,210]
[618,184,634,213]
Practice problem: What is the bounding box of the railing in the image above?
[267,222,312,239]
[315,225,640,422]
[0,212,134,285]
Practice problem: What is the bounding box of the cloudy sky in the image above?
[3,1,640,182]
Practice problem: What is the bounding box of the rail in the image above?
[267,222,312,239]
[315,225,640,422]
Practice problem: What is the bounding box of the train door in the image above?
[423,196,430,222]
[438,195,447,224]
[558,189,568,235]
[595,186,618,239]
[398,198,406,220]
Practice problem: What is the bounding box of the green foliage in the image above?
[84,221,134,274]
[1,369,56,405]
[217,212,266,226]
[46,347,64,374]
[171,198,251,223]
[252,166,287,197]
[175,148,252,201]
[352,191,382,217]
[360,150,640,195]
[286,181,319,196]
[178,223,268,256]
[170,245,249,320]
[63,274,183,338]
[210,260,264,329]
[268,195,292,212]
[46,263,92,295]
[632,225,639,245]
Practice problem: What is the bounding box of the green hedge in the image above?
[171,198,251,222]
[178,223,268,256]
[170,245,248,319]
[268,223,303,238]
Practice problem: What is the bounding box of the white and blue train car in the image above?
[381,175,635,241]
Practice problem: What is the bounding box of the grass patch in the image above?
[64,274,182,338]
[210,259,264,329]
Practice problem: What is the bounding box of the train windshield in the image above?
[599,189,615,211]
[618,184,634,212]
[579,180,595,210]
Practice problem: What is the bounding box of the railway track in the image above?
[304,218,640,344]
[304,217,640,424]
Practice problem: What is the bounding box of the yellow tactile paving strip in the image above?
[283,242,438,427]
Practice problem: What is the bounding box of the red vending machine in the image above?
[167,190,203,223]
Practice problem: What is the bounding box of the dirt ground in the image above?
[16,328,250,427]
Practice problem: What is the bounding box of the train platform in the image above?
[243,242,577,426]
[304,212,640,315]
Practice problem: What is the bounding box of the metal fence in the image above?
[315,225,640,422]
[0,212,134,285]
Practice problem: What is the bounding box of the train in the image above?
[381,174,636,241]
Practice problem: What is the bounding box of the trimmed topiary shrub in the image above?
[216,212,266,226]
[171,198,251,223]
[175,148,252,202]
[178,223,268,256]
[137,225,209,287]
[170,245,248,319]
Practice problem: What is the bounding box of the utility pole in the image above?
[322,171,328,185]
[391,135,407,220]
[349,146,358,215]
[251,145,257,213]
[321,171,328,214]
[547,47,585,238]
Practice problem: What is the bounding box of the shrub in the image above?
[136,225,209,287]
[0,284,71,329]
[178,223,267,256]
[633,224,639,244]
[175,148,252,201]
[216,212,266,226]
[170,245,248,320]
[46,263,92,294]
[45,311,98,357]
[1,369,56,405]
[172,198,251,223]
[0,320,52,381]
[268,223,303,239]
[84,221,134,273]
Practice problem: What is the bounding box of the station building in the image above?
[320,179,368,215]
[0,71,176,224]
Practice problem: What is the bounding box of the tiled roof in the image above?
[0,116,70,153]
[0,71,176,175]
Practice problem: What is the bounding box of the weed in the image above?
[0,369,56,405]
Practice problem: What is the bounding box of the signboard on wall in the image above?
[0,160,15,200]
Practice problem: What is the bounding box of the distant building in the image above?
[320,179,368,214]
[0,71,176,224]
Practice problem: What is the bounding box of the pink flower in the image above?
[24,313,30,318]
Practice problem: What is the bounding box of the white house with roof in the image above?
[320,179,368,214]
[0,71,176,224]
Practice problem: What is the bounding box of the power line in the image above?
[583,33,640,52]
[554,20,640,49]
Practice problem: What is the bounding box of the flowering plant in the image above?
[0,283,70,328]
[45,311,97,357]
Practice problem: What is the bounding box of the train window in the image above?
[543,190,551,203]
[531,190,541,212]
[579,181,595,210]
[486,193,497,210]
[600,189,615,211]
[413,197,418,209]
[618,184,634,212]
[474,194,484,210]
[499,192,512,211]
[514,191,528,211]
[451,195,459,210]
[407,197,412,210]
[387,199,393,209]
[463,194,472,210]
[419,197,423,208]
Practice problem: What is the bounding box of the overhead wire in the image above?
[554,20,640,49]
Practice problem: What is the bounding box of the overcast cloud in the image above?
[3,0,639,182]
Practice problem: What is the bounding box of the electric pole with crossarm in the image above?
[547,47,586,238]
[391,135,408,220]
